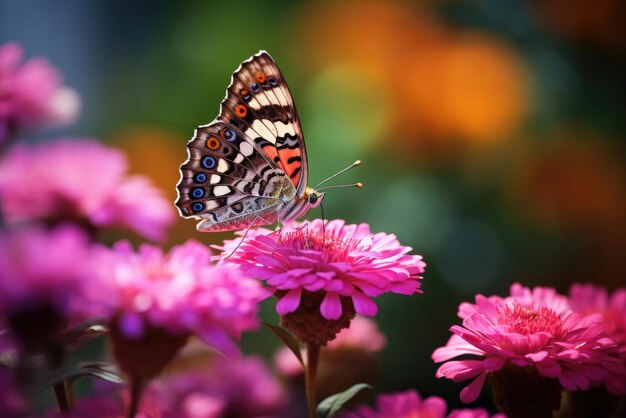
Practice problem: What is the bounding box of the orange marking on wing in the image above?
[255,72,267,83]
[206,137,220,150]
[235,104,247,117]
[261,144,289,175]
[261,144,278,161]
[279,148,303,186]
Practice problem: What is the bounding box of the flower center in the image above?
[497,304,564,337]
[279,229,360,262]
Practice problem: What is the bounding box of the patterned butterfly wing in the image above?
[218,50,308,196]
[175,121,297,232]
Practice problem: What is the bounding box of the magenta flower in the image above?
[341,389,504,418]
[0,42,79,144]
[48,355,285,418]
[0,225,95,356]
[220,219,424,346]
[432,283,624,405]
[0,225,93,322]
[156,355,286,418]
[89,239,267,356]
[569,283,626,394]
[46,391,161,418]
[220,219,425,319]
[0,139,174,240]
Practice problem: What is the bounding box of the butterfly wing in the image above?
[175,120,297,232]
[218,50,309,196]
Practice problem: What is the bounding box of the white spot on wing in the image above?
[217,159,229,173]
[245,119,277,143]
[248,98,262,110]
[255,94,270,107]
[234,153,244,164]
[240,141,254,156]
[248,92,288,109]
[274,88,291,107]
[206,201,218,210]
[210,174,221,184]
[213,186,231,197]
[275,121,296,137]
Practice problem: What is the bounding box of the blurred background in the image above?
[2,0,624,413]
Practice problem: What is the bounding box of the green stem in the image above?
[305,343,321,418]
[127,377,144,418]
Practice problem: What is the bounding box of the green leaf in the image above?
[34,362,124,392]
[263,322,304,368]
[317,383,372,418]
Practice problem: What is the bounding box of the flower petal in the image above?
[276,288,302,315]
[460,371,489,403]
[320,292,342,320]
[352,292,378,317]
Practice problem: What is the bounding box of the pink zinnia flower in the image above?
[569,283,626,394]
[157,355,286,418]
[48,355,285,418]
[432,283,624,405]
[0,225,93,322]
[89,239,267,356]
[341,389,505,418]
[0,42,80,144]
[0,225,94,356]
[45,391,162,418]
[220,219,425,345]
[0,139,174,240]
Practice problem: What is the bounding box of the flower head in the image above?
[0,225,92,314]
[220,219,425,344]
[158,355,286,418]
[568,283,626,394]
[0,42,79,144]
[89,239,267,356]
[0,139,174,240]
[432,283,625,404]
[48,355,285,418]
[340,389,504,418]
[0,225,94,347]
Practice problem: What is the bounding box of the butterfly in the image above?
[176,50,347,232]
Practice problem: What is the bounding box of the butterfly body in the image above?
[176,51,324,232]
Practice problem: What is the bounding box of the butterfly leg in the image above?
[222,213,273,260]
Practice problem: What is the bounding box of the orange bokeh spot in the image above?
[255,72,267,83]
[206,137,220,150]
[297,0,530,161]
[405,33,529,144]
[235,104,247,117]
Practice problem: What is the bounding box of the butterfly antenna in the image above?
[314,160,362,189]
[317,182,363,192]
[320,201,326,239]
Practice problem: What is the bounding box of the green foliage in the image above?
[317,383,373,418]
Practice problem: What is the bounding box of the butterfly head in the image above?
[305,187,325,209]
